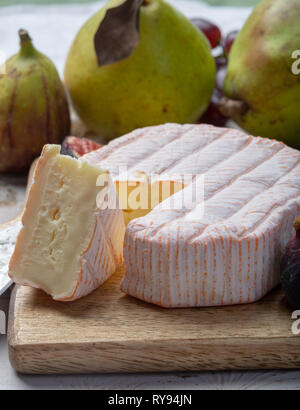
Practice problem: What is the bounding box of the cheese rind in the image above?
[9,145,125,301]
[83,124,300,307]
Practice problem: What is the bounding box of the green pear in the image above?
[221,0,300,148]
[0,30,70,172]
[64,0,216,140]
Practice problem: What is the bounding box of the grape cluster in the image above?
[191,18,239,127]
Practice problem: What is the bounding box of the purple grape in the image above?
[200,89,227,127]
[190,18,222,49]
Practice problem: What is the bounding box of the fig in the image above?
[61,136,102,159]
[65,0,216,140]
[0,29,70,172]
[220,0,300,148]
[280,218,300,309]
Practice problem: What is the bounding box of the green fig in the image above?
[65,0,216,140]
[220,0,300,148]
[0,30,70,172]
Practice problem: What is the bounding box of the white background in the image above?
[0,0,252,76]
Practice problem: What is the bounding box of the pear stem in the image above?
[219,97,249,118]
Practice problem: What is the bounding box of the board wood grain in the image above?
[7,267,300,375]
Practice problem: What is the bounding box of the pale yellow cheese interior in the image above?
[115,179,185,225]
[9,145,107,300]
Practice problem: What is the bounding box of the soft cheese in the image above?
[83,123,300,307]
[9,145,125,301]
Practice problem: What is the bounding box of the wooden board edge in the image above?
[8,285,300,375]
[7,290,300,376]
[7,284,20,372]
[8,338,300,375]
[5,159,39,370]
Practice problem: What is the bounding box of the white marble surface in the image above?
[0,174,27,296]
[0,0,300,390]
[0,221,20,296]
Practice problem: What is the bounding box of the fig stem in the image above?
[19,29,32,45]
[18,29,36,57]
[219,97,249,118]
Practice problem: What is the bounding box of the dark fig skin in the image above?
[0,30,70,172]
[280,218,300,309]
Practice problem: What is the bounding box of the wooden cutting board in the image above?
[7,271,300,375]
[5,162,300,375]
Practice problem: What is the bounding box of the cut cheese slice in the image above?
[9,145,125,301]
[83,123,300,307]
[82,124,199,224]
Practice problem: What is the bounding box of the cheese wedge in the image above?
[9,145,125,301]
[83,123,300,307]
